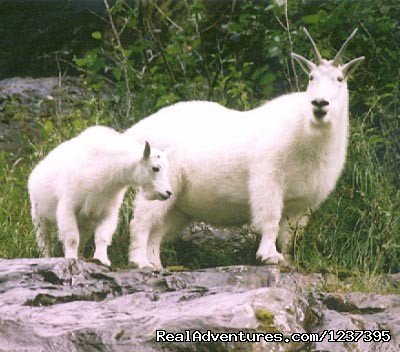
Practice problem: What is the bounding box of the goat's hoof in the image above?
[93,256,111,266]
[150,262,164,271]
[256,252,286,266]
[86,258,111,267]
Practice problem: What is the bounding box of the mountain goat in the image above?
[28,126,172,265]
[125,29,364,269]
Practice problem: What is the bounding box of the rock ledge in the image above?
[0,258,399,352]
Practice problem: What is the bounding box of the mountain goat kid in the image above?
[125,29,364,269]
[28,126,172,266]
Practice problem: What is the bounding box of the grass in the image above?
[316,272,400,295]
[0,153,39,259]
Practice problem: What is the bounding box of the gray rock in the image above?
[0,76,85,107]
[0,258,399,352]
[0,77,87,154]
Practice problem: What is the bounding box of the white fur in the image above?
[28,126,172,265]
[125,31,364,269]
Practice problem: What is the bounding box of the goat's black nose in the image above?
[311,99,329,108]
[166,191,172,197]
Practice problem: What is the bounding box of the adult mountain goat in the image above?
[28,126,172,265]
[125,29,364,268]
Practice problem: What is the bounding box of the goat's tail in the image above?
[30,199,40,238]
[30,199,48,256]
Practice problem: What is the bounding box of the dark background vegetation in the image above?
[0,0,399,278]
[0,0,106,78]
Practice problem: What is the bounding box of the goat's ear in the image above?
[143,141,151,159]
[291,53,316,74]
[342,56,365,78]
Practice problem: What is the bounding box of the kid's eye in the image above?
[337,76,343,82]
[152,167,160,172]
[309,75,314,81]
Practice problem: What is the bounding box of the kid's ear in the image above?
[143,141,151,159]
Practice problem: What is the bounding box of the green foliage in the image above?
[1,1,399,280]
[0,152,39,259]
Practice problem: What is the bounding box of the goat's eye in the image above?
[152,167,160,172]
[337,76,343,82]
[309,75,314,81]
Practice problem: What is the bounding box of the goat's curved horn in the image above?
[332,28,358,66]
[303,27,323,65]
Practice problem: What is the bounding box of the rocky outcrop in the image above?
[0,258,399,352]
[0,77,88,153]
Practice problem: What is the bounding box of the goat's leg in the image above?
[249,177,284,265]
[35,218,53,257]
[277,213,309,260]
[129,193,174,268]
[77,221,93,258]
[93,209,119,266]
[56,200,80,259]
[147,207,190,270]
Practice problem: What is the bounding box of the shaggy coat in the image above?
[125,30,364,269]
[28,126,171,265]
